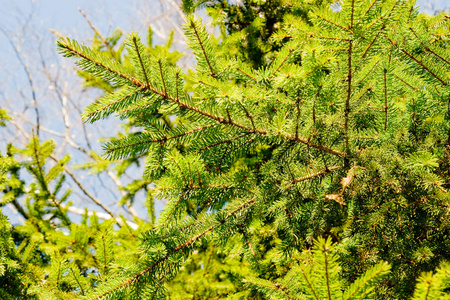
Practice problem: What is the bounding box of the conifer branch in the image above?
[237,68,256,80]
[350,0,355,28]
[400,48,447,85]
[360,29,383,61]
[170,93,344,156]
[157,183,234,191]
[217,137,256,170]
[85,90,139,119]
[133,36,150,87]
[409,27,450,66]
[189,20,216,77]
[101,235,107,273]
[70,267,85,295]
[150,263,173,300]
[241,228,260,270]
[314,14,350,32]
[287,166,342,188]
[356,0,377,25]
[323,250,332,300]
[299,265,320,300]
[345,41,353,158]
[356,61,379,86]
[56,259,62,287]
[61,42,344,157]
[344,262,390,300]
[425,47,450,66]
[270,48,294,79]
[59,40,141,85]
[106,124,218,154]
[198,133,250,152]
[238,102,256,132]
[285,208,295,236]
[366,0,399,31]
[384,36,448,86]
[159,189,190,227]
[158,59,167,97]
[393,74,419,91]
[383,69,388,130]
[302,59,332,78]
[198,80,218,89]
[89,196,258,299]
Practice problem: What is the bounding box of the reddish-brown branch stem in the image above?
[383,69,388,130]
[158,60,167,97]
[237,68,256,80]
[345,41,353,158]
[357,0,377,24]
[106,123,218,153]
[270,48,294,78]
[190,20,216,77]
[133,37,150,87]
[287,166,342,189]
[86,90,139,119]
[314,14,350,31]
[62,42,344,157]
[92,196,256,299]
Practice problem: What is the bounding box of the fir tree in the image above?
[54,0,450,298]
[1,0,450,299]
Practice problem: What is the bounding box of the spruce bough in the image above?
[56,0,450,298]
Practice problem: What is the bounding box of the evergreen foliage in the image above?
[1,0,450,299]
[54,0,450,298]
[0,137,148,299]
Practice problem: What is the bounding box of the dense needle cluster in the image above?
[1,0,450,299]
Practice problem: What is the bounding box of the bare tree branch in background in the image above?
[0,26,40,138]
[0,0,190,227]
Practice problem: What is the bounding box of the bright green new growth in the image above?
[412,262,450,300]
[245,236,391,299]
[53,0,450,298]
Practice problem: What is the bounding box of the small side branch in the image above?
[237,68,256,80]
[106,123,218,154]
[314,14,350,32]
[345,41,353,159]
[190,20,216,77]
[158,59,167,97]
[383,69,388,130]
[133,37,150,87]
[239,102,256,132]
[270,48,294,79]
[323,251,332,300]
[390,40,448,86]
[366,0,399,31]
[299,265,320,300]
[287,166,342,188]
[356,0,377,25]
[410,27,450,66]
